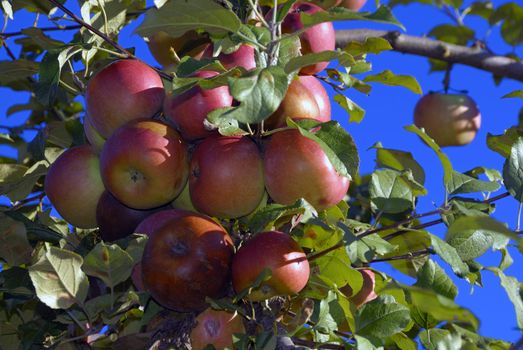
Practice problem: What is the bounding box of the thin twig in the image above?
[370,248,433,263]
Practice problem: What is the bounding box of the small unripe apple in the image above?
[202,44,257,71]
[266,75,331,128]
[131,209,190,290]
[83,115,105,153]
[86,60,164,138]
[340,269,377,308]
[147,31,210,67]
[100,120,189,209]
[44,145,104,229]
[142,212,234,311]
[232,231,310,301]
[413,93,481,147]
[190,309,245,350]
[163,70,234,141]
[280,3,336,75]
[340,0,367,11]
[263,129,350,211]
[96,191,165,242]
[189,135,265,219]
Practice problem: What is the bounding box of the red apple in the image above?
[83,115,105,153]
[100,120,189,209]
[265,75,331,128]
[232,231,309,301]
[263,129,350,211]
[190,309,245,350]
[340,269,377,308]
[147,31,210,67]
[44,145,104,228]
[141,212,234,311]
[280,3,336,75]
[96,191,165,242]
[340,0,367,11]
[86,60,164,138]
[202,44,256,71]
[189,135,265,219]
[131,209,190,290]
[413,93,481,147]
[163,70,234,141]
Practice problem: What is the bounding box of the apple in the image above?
[265,75,331,128]
[141,211,234,311]
[96,191,165,242]
[132,210,188,291]
[86,59,164,138]
[340,269,377,308]
[280,3,336,75]
[171,181,197,212]
[263,129,350,211]
[309,0,342,9]
[340,0,367,11]
[413,93,481,147]
[190,308,245,350]
[202,44,256,71]
[232,231,309,301]
[147,30,210,67]
[189,135,265,219]
[83,115,105,153]
[131,209,190,291]
[163,70,234,141]
[44,145,104,229]
[100,120,189,209]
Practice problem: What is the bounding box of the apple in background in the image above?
[171,182,197,212]
[202,44,256,71]
[263,129,350,211]
[189,135,265,219]
[85,59,164,138]
[413,93,481,147]
[190,308,245,350]
[131,209,190,291]
[44,145,104,228]
[280,3,336,75]
[340,269,377,308]
[83,115,105,153]
[340,0,367,11]
[265,75,331,129]
[141,212,234,311]
[147,30,210,67]
[232,231,309,301]
[163,70,234,141]
[96,191,165,242]
[100,120,189,209]
[309,0,342,9]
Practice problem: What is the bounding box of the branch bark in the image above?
[335,29,523,82]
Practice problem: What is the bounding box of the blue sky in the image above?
[0,0,522,343]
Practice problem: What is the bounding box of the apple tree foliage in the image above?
[0,0,522,349]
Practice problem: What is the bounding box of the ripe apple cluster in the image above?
[42,2,378,348]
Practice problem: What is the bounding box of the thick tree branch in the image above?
[335,29,523,82]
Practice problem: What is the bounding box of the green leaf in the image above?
[430,234,469,276]
[0,161,47,202]
[446,170,500,195]
[355,295,411,339]
[210,66,289,124]
[373,144,425,184]
[369,169,426,214]
[493,269,523,330]
[405,124,453,188]
[0,213,32,266]
[247,199,316,233]
[284,50,356,74]
[28,246,89,309]
[301,5,404,29]
[363,70,422,94]
[502,90,523,99]
[316,250,363,289]
[503,137,523,201]
[488,127,523,158]
[343,37,392,56]
[428,24,475,45]
[390,332,417,350]
[135,0,242,38]
[419,329,454,350]
[0,60,38,91]
[415,260,457,300]
[83,242,134,288]
[490,3,523,46]
[333,94,365,123]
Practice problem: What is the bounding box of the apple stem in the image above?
[442,63,453,94]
